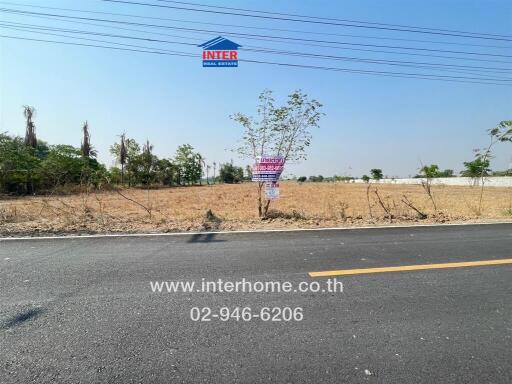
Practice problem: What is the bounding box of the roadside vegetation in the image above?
[0,97,510,235]
[1,183,511,236]
[0,108,251,195]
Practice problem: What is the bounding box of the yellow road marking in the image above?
[308,258,512,277]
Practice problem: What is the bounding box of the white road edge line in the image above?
[0,221,511,241]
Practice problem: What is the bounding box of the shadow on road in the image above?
[1,307,45,329]
[187,233,226,243]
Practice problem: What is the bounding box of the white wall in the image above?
[353,177,512,187]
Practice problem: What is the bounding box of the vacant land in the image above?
[1,182,511,235]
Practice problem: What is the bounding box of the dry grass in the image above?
[1,182,512,236]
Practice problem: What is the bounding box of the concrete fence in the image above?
[353,176,512,187]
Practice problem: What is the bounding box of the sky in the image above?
[0,0,511,178]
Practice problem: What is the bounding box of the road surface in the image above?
[1,224,511,383]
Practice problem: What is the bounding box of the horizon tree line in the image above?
[0,105,510,196]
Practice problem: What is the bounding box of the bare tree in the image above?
[233,90,322,218]
[23,105,37,148]
[418,163,438,212]
[366,183,373,219]
[374,188,393,223]
[474,121,512,214]
[402,194,427,219]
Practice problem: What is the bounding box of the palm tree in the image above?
[81,121,97,158]
[119,134,127,185]
[23,105,37,148]
[143,139,153,156]
[196,154,205,185]
[245,165,252,181]
[142,139,154,185]
[206,164,211,185]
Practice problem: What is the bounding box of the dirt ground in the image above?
[1,182,511,236]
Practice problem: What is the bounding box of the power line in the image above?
[155,0,512,39]
[242,47,512,77]
[1,6,215,42]
[240,58,512,85]
[0,33,196,56]
[0,22,196,47]
[0,24,485,78]
[104,0,512,42]
[2,5,511,81]
[1,26,197,55]
[2,21,510,77]
[2,8,512,64]
[1,1,510,49]
[1,33,511,86]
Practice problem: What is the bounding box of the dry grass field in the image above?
[1,182,511,235]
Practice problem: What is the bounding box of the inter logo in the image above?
[198,36,241,67]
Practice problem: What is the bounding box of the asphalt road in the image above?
[1,224,511,383]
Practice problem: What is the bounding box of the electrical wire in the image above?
[104,0,512,42]
[2,21,510,77]
[1,1,510,49]
[155,0,512,39]
[1,32,511,86]
[2,8,511,65]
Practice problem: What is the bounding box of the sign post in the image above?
[252,156,285,200]
[264,182,280,200]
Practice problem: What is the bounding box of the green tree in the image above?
[233,89,323,217]
[80,121,99,186]
[38,145,84,189]
[370,169,383,180]
[297,176,307,182]
[460,158,491,178]
[361,175,370,183]
[419,164,439,178]
[110,136,140,186]
[123,147,158,186]
[174,144,202,185]
[155,159,177,186]
[309,175,324,182]
[469,120,512,214]
[437,169,454,178]
[493,169,512,176]
[219,162,244,183]
[195,153,205,185]
[139,139,157,185]
[0,133,40,193]
[108,166,122,184]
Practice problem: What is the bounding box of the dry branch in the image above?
[374,188,393,222]
[366,184,373,219]
[401,194,427,219]
[114,188,152,217]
